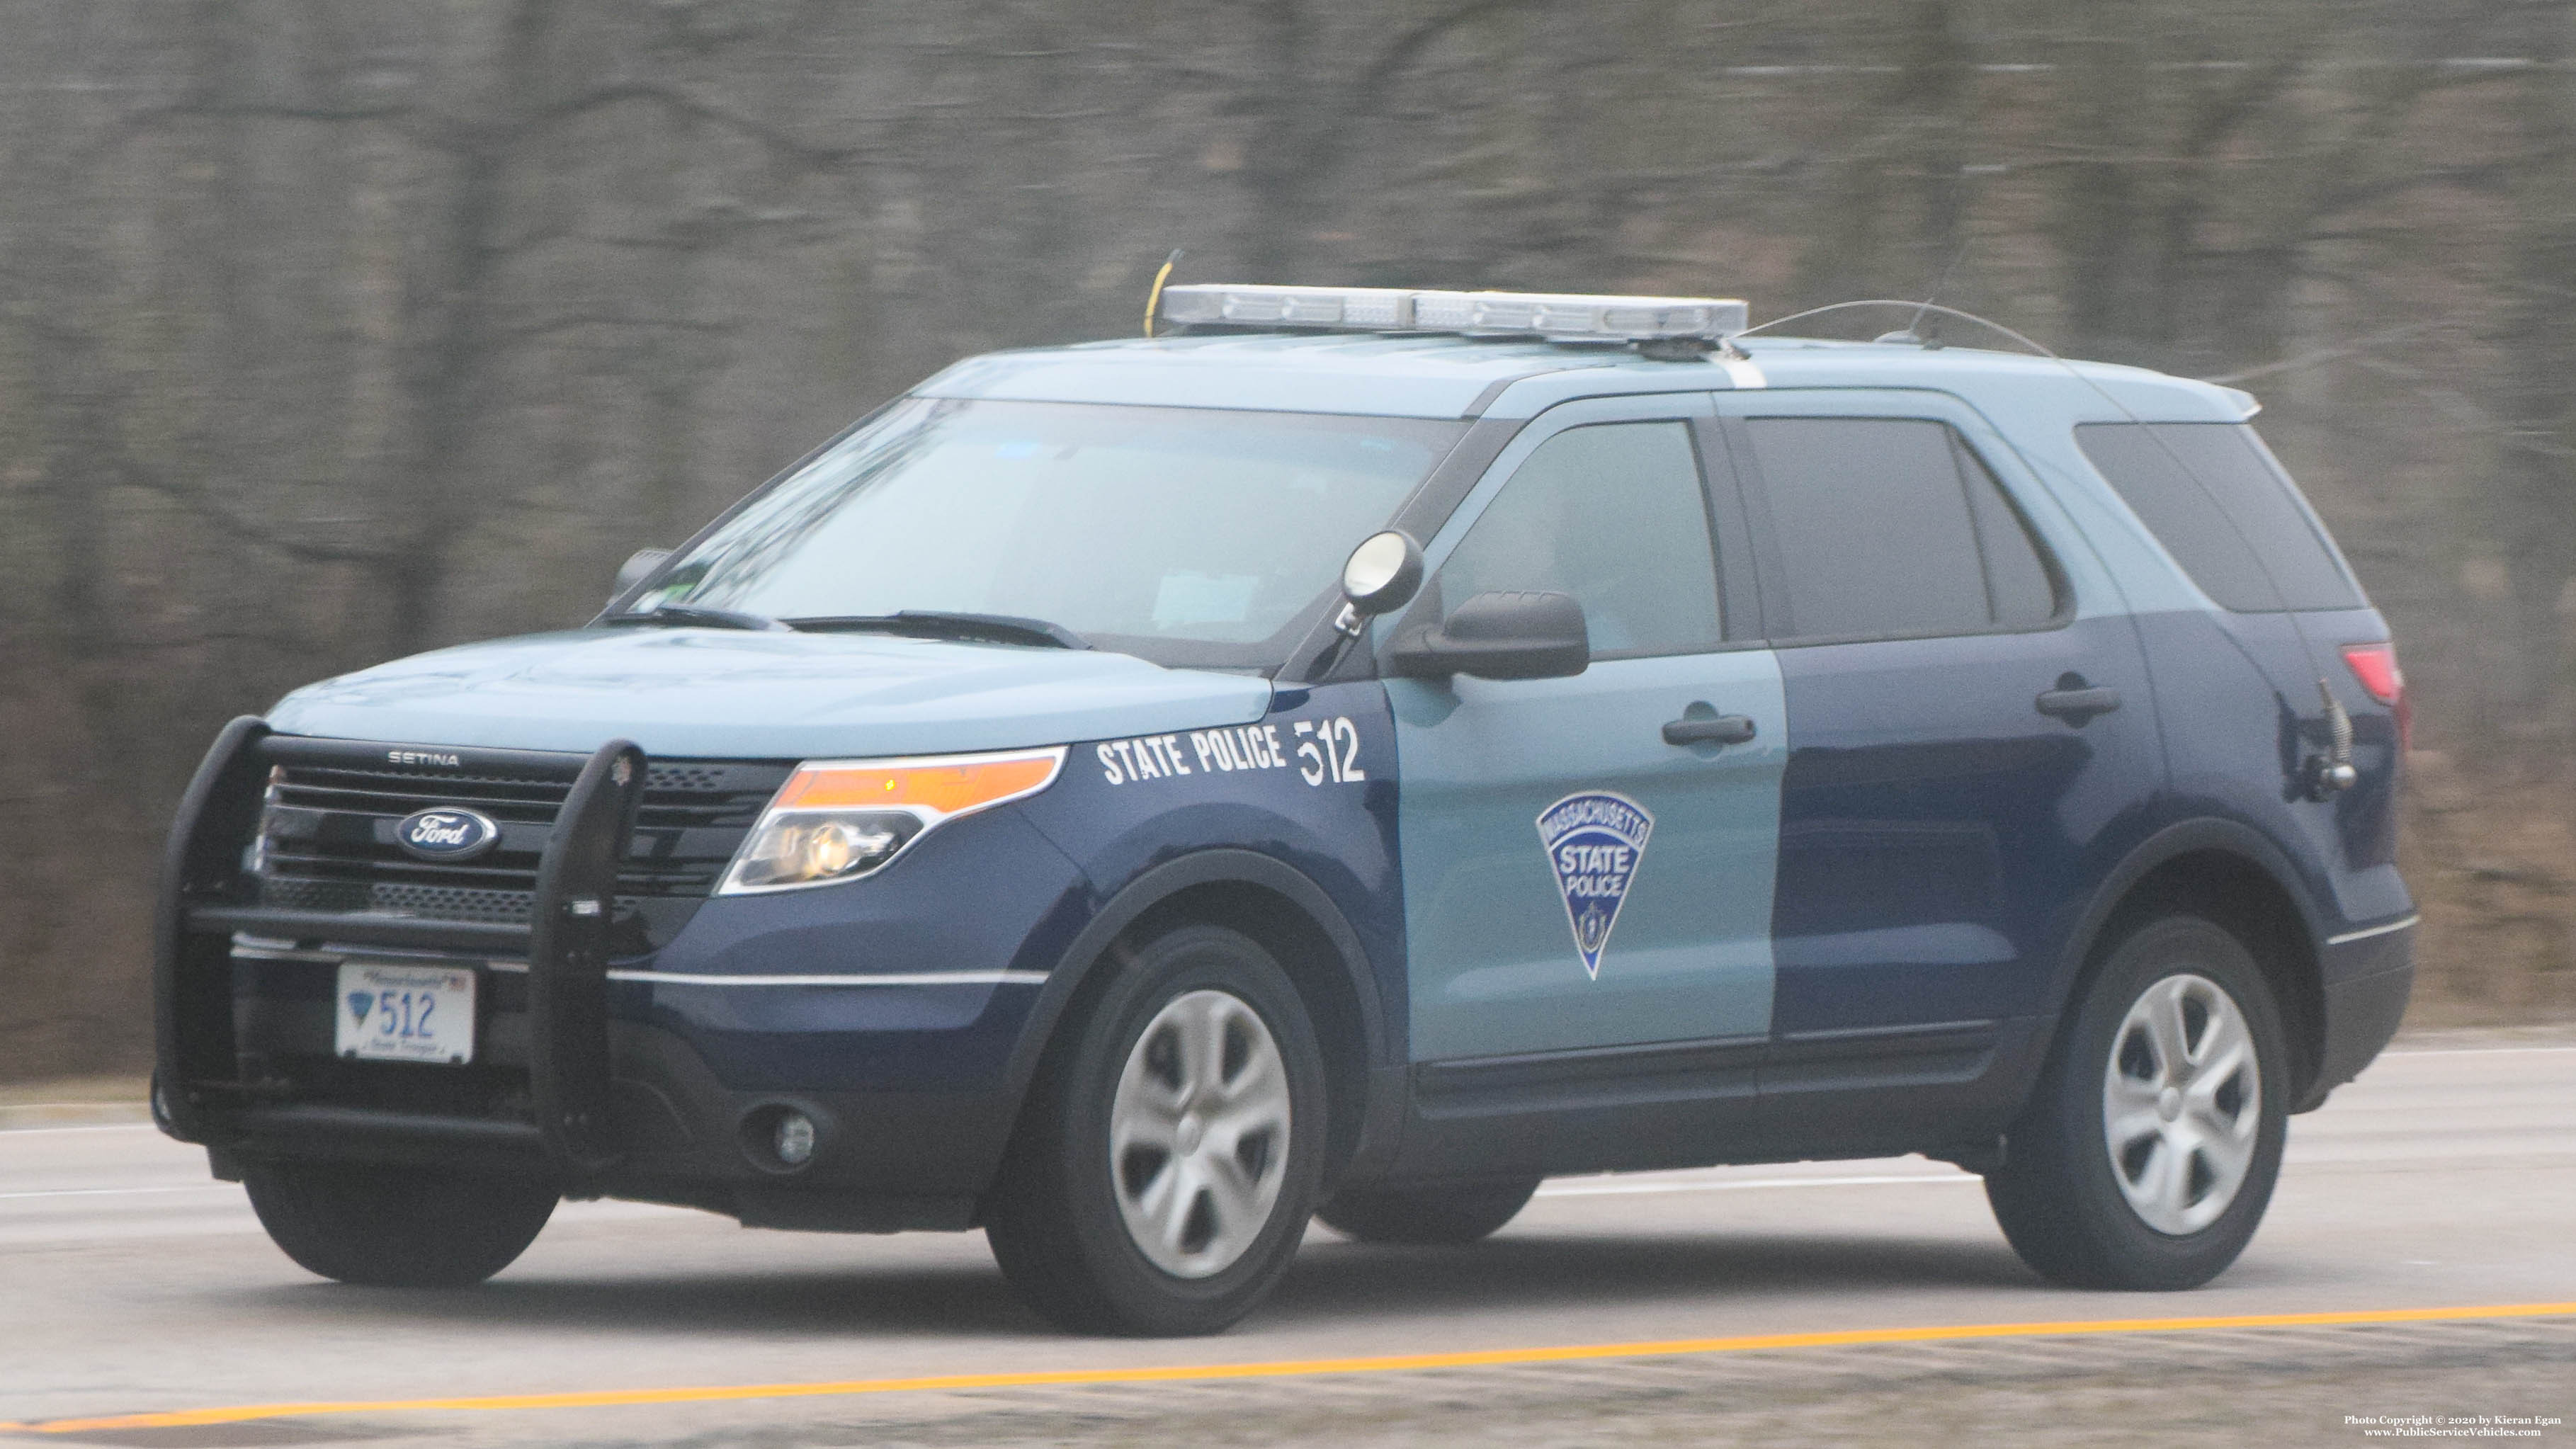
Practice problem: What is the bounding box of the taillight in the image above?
[2341,642,2410,750]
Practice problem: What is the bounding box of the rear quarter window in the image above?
[2075,422,2363,613]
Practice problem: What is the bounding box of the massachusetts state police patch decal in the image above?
[1536,791,1654,979]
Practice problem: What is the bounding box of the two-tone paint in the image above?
[209,329,2412,1226]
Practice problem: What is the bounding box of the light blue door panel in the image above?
[1390,649,1786,1060]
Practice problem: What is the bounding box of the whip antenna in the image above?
[1144,249,1184,338]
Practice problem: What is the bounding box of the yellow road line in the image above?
[6,1301,2573,1435]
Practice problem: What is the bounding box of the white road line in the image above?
[0,1046,2563,1146]
[0,1176,1980,1205]
[2380,1045,2576,1057]
[0,1186,237,1202]
[1538,1174,1980,1198]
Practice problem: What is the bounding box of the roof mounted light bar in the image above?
[1156,284,1749,344]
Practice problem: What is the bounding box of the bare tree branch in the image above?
[2200,319,2454,384]
[536,84,864,170]
[497,313,742,346]
[108,456,399,569]
[1352,0,1546,116]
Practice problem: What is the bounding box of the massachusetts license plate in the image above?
[334,961,476,1065]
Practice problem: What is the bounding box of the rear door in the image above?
[1710,390,2163,1134]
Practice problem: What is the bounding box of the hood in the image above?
[267,627,1275,760]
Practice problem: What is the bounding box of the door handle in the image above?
[2035,676,2121,724]
[1662,713,1757,746]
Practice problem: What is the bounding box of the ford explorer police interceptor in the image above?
[154,285,2416,1335]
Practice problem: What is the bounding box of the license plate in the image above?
[334,961,476,1065]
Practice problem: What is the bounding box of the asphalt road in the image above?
[2,1029,2571,1447]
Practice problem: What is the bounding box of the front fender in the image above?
[997,847,1404,1188]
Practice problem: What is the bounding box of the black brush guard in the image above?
[154,719,647,1181]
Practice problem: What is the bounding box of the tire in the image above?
[1317,1178,1540,1245]
[985,924,1328,1336]
[242,1159,558,1288]
[1985,914,2288,1290]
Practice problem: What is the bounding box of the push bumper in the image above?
[157,720,1050,1231]
[159,719,644,1175]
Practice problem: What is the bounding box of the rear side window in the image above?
[1742,418,2058,641]
[2075,422,2362,613]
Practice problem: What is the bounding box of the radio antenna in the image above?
[1912,242,1967,336]
[1883,239,1970,346]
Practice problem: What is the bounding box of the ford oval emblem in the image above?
[395,807,502,862]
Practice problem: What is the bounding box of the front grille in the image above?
[255,753,793,948]
[257,877,538,924]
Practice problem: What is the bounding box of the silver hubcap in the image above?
[1108,989,1293,1278]
[2101,972,2262,1235]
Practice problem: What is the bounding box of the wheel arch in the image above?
[2036,819,2330,1113]
[1000,849,1400,1193]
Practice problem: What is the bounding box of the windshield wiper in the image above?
[598,605,793,632]
[788,610,1089,649]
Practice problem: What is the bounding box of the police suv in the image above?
[155,285,2416,1335]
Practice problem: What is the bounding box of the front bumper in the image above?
[215,942,1048,1226]
[158,720,1072,1230]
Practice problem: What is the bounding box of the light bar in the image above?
[1157,284,1748,343]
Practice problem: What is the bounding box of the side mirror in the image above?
[1339,530,1424,620]
[1388,589,1589,681]
[612,547,673,604]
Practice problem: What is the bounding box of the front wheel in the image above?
[1985,914,2288,1290]
[243,1160,558,1287]
[985,924,1327,1335]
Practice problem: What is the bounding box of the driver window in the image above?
[1435,421,1723,657]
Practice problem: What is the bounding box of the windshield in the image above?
[630,399,1463,669]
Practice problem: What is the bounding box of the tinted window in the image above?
[2076,422,2362,613]
[1437,421,1721,656]
[1954,431,2058,627]
[1744,418,2058,640]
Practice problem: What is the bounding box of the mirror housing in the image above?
[1339,530,1424,620]
[1388,590,1589,681]
[612,547,673,604]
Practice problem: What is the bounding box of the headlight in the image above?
[717,747,1065,894]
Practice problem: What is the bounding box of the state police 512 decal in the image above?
[1096,717,1367,788]
[1538,792,1652,979]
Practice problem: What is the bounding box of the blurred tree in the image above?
[0,0,2568,1079]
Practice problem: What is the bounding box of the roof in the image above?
[911,331,2255,426]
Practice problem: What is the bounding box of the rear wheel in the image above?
[242,1160,558,1288]
[1318,1178,1540,1245]
[985,924,1326,1335]
[1985,914,2288,1290]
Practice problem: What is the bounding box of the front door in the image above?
[1385,394,1786,1064]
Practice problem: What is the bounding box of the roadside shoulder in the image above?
[0,1077,150,1130]
[2385,1021,2576,1053]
